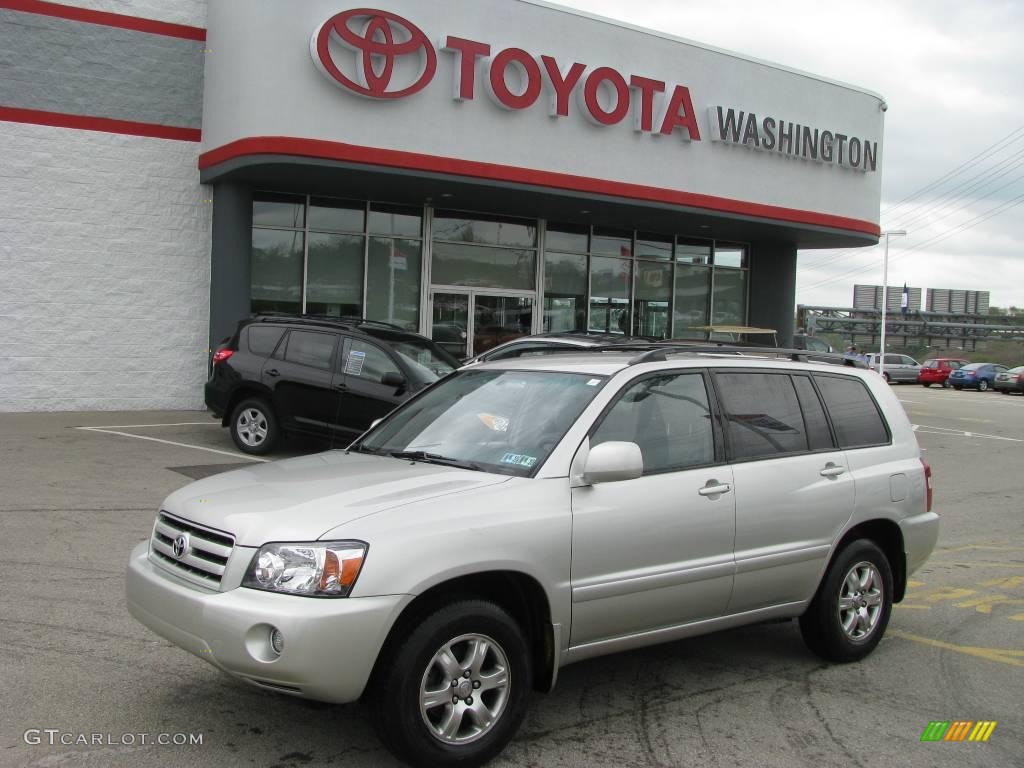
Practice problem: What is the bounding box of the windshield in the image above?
[388,339,460,383]
[355,369,607,476]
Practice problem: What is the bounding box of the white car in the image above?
[127,346,938,767]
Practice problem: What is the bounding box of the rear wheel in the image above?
[229,398,279,455]
[979,379,989,392]
[800,539,893,663]
[942,379,952,389]
[368,600,532,768]
[921,383,930,387]
[954,385,963,391]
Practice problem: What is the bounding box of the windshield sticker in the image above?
[500,453,537,468]
[344,350,366,376]
[478,413,510,432]
[587,378,601,386]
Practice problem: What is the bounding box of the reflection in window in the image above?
[714,244,746,268]
[589,256,631,334]
[251,229,303,314]
[543,251,587,333]
[635,234,673,260]
[711,269,747,326]
[674,264,711,338]
[433,213,537,248]
[676,239,712,265]
[592,373,715,473]
[634,261,672,338]
[432,241,536,291]
[366,238,421,330]
[304,233,364,317]
[309,198,364,232]
[715,373,807,460]
[368,204,422,237]
[591,228,632,257]
[253,194,304,229]
[344,339,401,382]
[284,330,336,370]
[546,225,588,254]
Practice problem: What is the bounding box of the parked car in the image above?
[917,358,969,388]
[464,331,654,365]
[792,334,834,353]
[205,315,461,454]
[863,353,921,383]
[130,344,937,768]
[948,362,1009,391]
[994,365,1024,394]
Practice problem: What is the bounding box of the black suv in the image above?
[205,316,461,455]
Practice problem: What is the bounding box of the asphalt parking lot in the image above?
[2,387,1022,768]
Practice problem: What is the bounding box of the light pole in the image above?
[878,229,907,382]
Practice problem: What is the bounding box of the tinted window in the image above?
[884,354,903,366]
[715,373,807,460]
[284,331,336,370]
[343,339,401,382]
[592,373,715,473]
[793,376,834,451]
[247,326,285,357]
[814,375,890,448]
[922,360,938,369]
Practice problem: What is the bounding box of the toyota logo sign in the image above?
[172,533,190,560]
[311,8,437,99]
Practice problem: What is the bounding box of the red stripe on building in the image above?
[0,0,206,41]
[199,136,881,237]
[0,106,201,141]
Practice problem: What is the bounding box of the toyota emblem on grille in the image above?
[172,533,190,560]
[311,8,437,99]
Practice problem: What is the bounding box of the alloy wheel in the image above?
[236,408,268,447]
[419,633,510,745]
[837,561,884,641]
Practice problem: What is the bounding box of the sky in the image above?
[557,0,1024,311]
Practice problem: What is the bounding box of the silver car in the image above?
[127,348,939,767]
[864,352,922,383]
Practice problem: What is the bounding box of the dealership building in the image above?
[0,0,884,411]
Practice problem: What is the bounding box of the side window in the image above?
[902,356,918,366]
[949,361,963,370]
[885,354,903,366]
[792,376,834,451]
[715,373,808,460]
[283,331,336,370]
[813,374,890,448]
[247,326,285,357]
[487,343,533,361]
[342,339,401,383]
[591,373,715,474]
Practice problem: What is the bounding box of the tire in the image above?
[942,379,952,389]
[921,383,930,388]
[1001,390,1010,395]
[978,379,989,392]
[954,386,963,391]
[799,539,894,663]
[368,600,532,768]
[229,398,279,455]
[882,373,891,384]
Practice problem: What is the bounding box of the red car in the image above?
[918,357,969,387]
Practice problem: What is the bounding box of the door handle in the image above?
[698,481,732,497]
[334,383,348,391]
[266,369,281,378]
[820,463,846,478]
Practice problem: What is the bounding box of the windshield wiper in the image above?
[346,444,380,455]
[388,450,484,472]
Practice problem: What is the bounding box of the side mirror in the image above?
[582,441,643,485]
[381,371,406,389]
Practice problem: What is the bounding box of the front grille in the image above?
[150,512,235,588]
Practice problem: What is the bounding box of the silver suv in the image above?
[126,347,939,767]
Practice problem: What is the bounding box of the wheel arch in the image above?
[832,519,907,602]
[367,570,557,696]
[222,384,275,427]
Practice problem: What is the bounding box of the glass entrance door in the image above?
[431,291,535,359]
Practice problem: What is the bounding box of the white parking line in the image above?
[80,421,220,429]
[912,424,1024,443]
[76,427,268,462]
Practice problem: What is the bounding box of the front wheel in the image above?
[882,372,891,383]
[979,379,989,392]
[799,539,893,663]
[942,379,952,389]
[954,385,963,390]
[921,383,930,388]
[368,600,532,768]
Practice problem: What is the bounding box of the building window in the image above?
[251,195,424,330]
[431,211,538,291]
[710,242,749,328]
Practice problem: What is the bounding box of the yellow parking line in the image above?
[890,631,1024,667]
[928,561,1024,569]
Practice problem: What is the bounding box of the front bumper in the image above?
[126,542,409,703]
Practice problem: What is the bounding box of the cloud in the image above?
[557,0,1024,309]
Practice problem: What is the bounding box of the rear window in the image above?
[961,363,984,371]
[922,360,939,369]
[813,375,890,448]
[247,326,285,357]
[714,373,808,461]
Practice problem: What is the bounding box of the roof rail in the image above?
[541,341,864,368]
[250,313,408,331]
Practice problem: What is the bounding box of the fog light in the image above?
[270,628,284,656]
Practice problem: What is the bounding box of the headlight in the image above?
[242,541,367,597]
